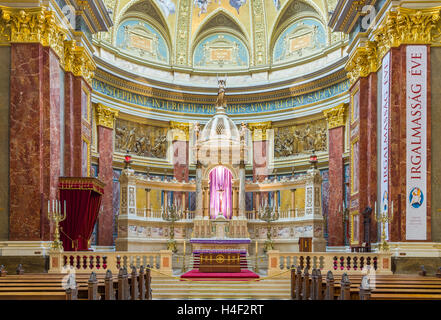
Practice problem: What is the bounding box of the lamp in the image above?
[309,150,318,169]
[124,150,132,169]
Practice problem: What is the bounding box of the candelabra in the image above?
[373,201,394,252]
[258,201,279,252]
[162,203,182,253]
[47,200,67,252]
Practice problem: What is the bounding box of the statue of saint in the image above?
[215,79,227,108]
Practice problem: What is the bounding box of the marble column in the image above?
[323,104,347,247]
[232,187,238,217]
[9,43,62,241]
[95,103,119,247]
[203,186,210,217]
[145,189,151,216]
[195,162,203,218]
[238,162,246,218]
[291,189,296,217]
[170,122,190,210]
[248,122,271,182]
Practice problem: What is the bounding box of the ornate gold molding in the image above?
[95,103,119,129]
[248,122,272,141]
[170,121,190,141]
[323,103,347,129]
[0,7,66,60]
[64,40,96,86]
[345,6,441,85]
[0,6,96,86]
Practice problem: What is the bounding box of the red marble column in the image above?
[97,125,114,246]
[327,125,345,247]
[64,72,75,176]
[387,47,405,242]
[9,44,61,241]
[173,140,189,209]
[366,72,378,242]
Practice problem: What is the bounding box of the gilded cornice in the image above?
[248,122,272,141]
[64,39,96,86]
[95,103,119,129]
[170,121,190,141]
[323,103,347,129]
[0,7,66,61]
[345,6,441,85]
[0,6,96,86]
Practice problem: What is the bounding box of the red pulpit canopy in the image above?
[58,177,105,251]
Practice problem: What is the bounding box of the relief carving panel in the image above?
[274,119,327,158]
[115,119,168,159]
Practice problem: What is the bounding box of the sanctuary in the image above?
[0,0,440,300]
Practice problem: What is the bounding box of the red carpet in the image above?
[180,269,260,281]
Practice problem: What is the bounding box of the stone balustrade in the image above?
[48,250,173,275]
[267,250,392,276]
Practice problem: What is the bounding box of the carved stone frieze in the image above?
[115,119,168,159]
[273,119,327,158]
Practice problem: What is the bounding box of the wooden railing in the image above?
[267,250,392,276]
[48,250,173,275]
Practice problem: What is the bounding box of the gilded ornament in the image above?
[248,122,271,141]
[96,103,119,129]
[323,104,347,129]
[170,121,190,141]
[346,6,441,85]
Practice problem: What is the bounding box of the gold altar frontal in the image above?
[199,253,241,273]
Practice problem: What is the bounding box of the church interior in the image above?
[0,0,441,301]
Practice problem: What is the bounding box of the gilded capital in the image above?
[248,122,272,141]
[95,103,119,129]
[323,104,347,129]
[64,40,96,86]
[346,6,441,85]
[170,121,190,141]
[0,7,66,60]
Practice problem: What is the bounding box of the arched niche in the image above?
[115,17,171,64]
[192,32,250,70]
[269,0,328,64]
[272,17,327,65]
[113,0,173,61]
[191,9,250,70]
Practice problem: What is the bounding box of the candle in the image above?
[64,200,66,215]
[374,201,377,214]
[255,240,258,255]
[391,200,393,215]
[183,240,186,255]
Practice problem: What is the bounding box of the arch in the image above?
[207,165,234,219]
[191,8,249,47]
[113,0,173,56]
[203,163,239,181]
[190,8,251,70]
[115,15,172,64]
[269,0,327,53]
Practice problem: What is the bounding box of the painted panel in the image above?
[273,18,326,64]
[194,33,249,69]
[116,19,169,63]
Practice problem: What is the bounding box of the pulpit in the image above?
[59,177,105,251]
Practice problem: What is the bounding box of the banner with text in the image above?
[380,52,391,240]
[406,45,427,240]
